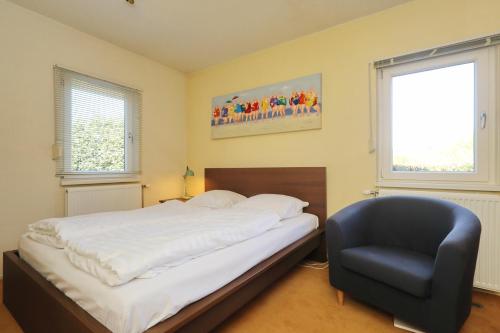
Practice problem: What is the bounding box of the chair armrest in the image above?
[433,211,481,290]
[430,209,481,331]
[326,199,373,258]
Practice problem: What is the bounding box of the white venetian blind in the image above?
[54,66,142,177]
[374,33,500,69]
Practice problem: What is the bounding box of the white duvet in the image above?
[19,214,318,333]
[27,200,209,248]
[65,207,281,286]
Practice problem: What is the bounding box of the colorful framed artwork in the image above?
[211,73,322,139]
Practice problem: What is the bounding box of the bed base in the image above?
[3,229,322,333]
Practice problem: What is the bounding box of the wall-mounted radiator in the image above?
[65,184,142,217]
[378,189,500,293]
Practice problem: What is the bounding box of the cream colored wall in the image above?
[1,0,499,278]
[0,0,187,275]
[187,0,500,215]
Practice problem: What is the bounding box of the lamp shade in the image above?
[183,166,195,178]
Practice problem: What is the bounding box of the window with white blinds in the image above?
[54,66,141,178]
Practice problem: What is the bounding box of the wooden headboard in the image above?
[205,167,326,228]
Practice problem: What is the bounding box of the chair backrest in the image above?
[367,196,456,257]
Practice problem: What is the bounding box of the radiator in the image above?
[378,189,500,292]
[65,184,142,217]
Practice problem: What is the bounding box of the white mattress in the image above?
[19,213,318,333]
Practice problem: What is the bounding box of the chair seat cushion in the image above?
[340,246,434,298]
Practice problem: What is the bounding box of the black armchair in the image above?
[326,196,481,333]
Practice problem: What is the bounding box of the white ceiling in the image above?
[9,0,411,72]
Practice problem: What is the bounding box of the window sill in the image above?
[376,180,500,193]
[60,176,141,186]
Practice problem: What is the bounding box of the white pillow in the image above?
[186,190,246,209]
[233,194,309,219]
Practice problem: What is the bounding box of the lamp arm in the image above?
[184,176,190,198]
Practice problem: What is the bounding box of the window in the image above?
[54,67,141,181]
[377,47,499,190]
[392,63,475,173]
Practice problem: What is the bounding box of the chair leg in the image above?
[336,290,344,305]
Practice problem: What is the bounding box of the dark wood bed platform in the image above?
[3,167,326,333]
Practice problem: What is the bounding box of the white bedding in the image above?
[65,207,281,286]
[19,213,318,333]
[28,200,210,248]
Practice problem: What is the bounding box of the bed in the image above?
[3,167,326,333]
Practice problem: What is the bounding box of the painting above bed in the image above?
[211,73,322,139]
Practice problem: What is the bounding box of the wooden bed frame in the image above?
[3,167,326,333]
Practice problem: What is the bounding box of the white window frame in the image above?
[377,47,499,191]
[54,66,141,185]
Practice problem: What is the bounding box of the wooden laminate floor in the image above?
[1,266,500,333]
